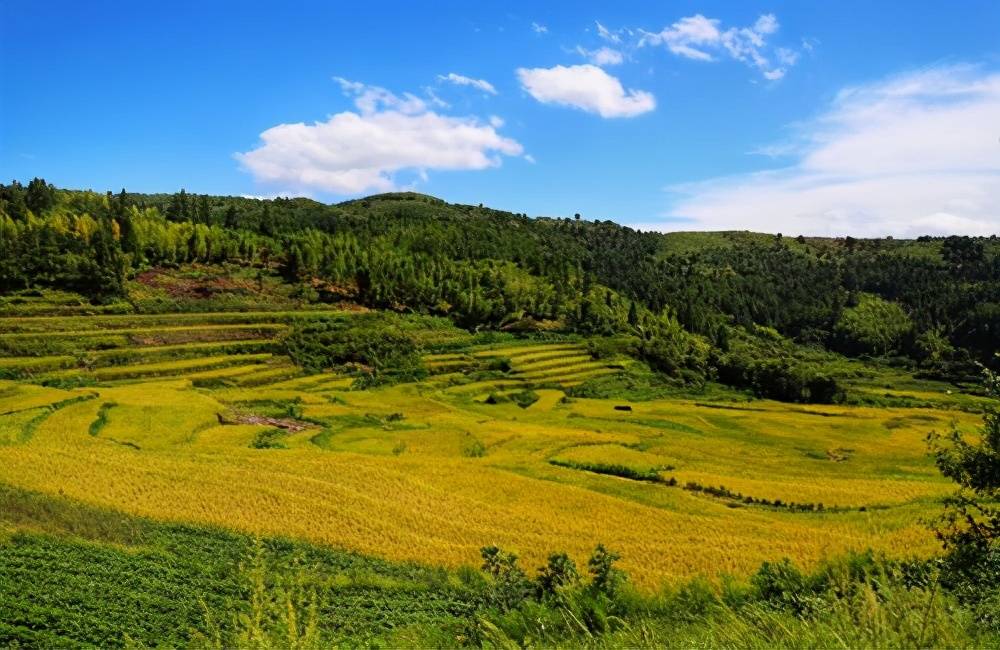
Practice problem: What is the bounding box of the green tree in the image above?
[835,293,913,356]
[196,194,212,223]
[929,366,1000,590]
[167,189,189,221]
[915,326,955,370]
[283,315,424,383]
[25,177,56,215]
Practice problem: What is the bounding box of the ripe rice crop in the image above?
[0,317,984,591]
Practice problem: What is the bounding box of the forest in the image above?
[2,178,997,402]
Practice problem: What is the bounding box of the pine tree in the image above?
[167,189,190,221]
[224,204,240,229]
[25,177,56,215]
[197,194,211,223]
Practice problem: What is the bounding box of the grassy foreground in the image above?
[1,483,996,648]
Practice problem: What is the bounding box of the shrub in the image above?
[462,436,486,458]
[536,552,580,598]
[480,546,532,612]
[588,544,626,599]
[509,389,539,409]
[750,558,816,615]
[283,314,425,384]
[835,293,913,357]
[929,367,1000,616]
[251,428,288,449]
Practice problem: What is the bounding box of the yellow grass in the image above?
[553,443,674,473]
[43,353,273,381]
[0,327,982,590]
[0,381,84,414]
[529,389,566,411]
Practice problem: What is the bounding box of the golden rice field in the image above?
[0,310,982,590]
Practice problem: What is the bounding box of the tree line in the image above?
[2,178,998,391]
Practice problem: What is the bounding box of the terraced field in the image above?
[0,307,981,590]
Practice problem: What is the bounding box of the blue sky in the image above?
[2,1,999,236]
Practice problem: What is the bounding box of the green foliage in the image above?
[5,179,1000,384]
[462,435,487,458]
[714,326,844,403]
[88,401,116,436]
[835,293,913,356]
[549,458,673,484]
[190,540,322,650]
[251,428,288,449]
[536,553,580,598]
[509,389,539,409]
[929,366,1000,614]
[0,483,475,648]
[283,314,425,384]
[588,544,626,599]
[479,546,532,613]
[915,325,958,373]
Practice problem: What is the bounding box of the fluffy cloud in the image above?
[236,78,523,195]
[516,64,654,118]
[575,45,624,66]
[641,14,719,61]
[531,22,548,34]
[661,65,1000,237]
[640,13,792,80]
[438,72,497,95]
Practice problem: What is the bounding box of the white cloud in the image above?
[776,47,799,67]
[423,87,450,109]
[640,13,792,80]
[438,72,498,95]
[240,192,299,200]
[516,64,655,118]
[575,45,624,66]
[595,21,622,43]
[640,14,720,61]
[236,78,523,195]
[531,21,548,34]
[662,65,1000,237]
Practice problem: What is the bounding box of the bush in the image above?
[716,353,842,404]
[835,293,913,357]
[712,328,844,404]
[462,436,486,458]
[750,558,816,615]
[251,428,288,449]
[536,553,580,598]
[283,314,425,384]
[509,389,539,409]
[930,367,1000,623]
[588,544,626,599]
[480,546,532,612]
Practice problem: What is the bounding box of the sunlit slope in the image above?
[0,311,978,589]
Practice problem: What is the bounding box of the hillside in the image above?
[1,179,999,646]
[2,178,998,381]
[0,286,991,645]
